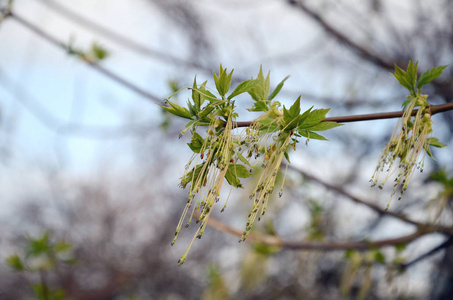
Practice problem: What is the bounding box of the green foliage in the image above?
[32,284,68,300]
[5,232,75,300]
[228,79,259,100]
[306,200,326,241]
[6,254,24,271]
[213,64,234,97]
[392,60,448,95]
[372,61,448,208]
[161,65,342,264]
[417,65,448,90]
[201,266,230,300]
[64,38,110,63]
[341,249,387,300]
[240,250,269,291]
[427,170,453,219]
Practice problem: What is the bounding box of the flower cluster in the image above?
[371,61,447,208]
[161,65,342,264]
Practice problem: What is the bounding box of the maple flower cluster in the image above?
[161,66,341,264]
[371,61,447,208]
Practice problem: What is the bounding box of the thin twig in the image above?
[235,103,453,127]
[286,164,453,236]
[287,0,453,98]
[3,9,162,105]
[37,0,210,73]
[398,236,453,270]
[202,212,429,251]
[287,0,394,71]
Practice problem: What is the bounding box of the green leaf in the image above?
[225,168,242,188]
[282,97,302,130]
[187,100,197,117]
[392,63,412,91]
[344,249,356,259]
[228,79,259,100]
[424,144,434,159]
[184,119,198,129]
[198,104,215,119]
[406,60,418,93]
[299,108,330,128]
[229,164,251,178]
[429,170,448,184]
[373,250,386,264]
[187,132,205,153]
[91,42,109,61]
[427,137,447,148]
[159,100,192,119]
[283,151,290,163]
[288,96,301,118]
[6,255,25,271]
[27,233,51,257]
[213,64,233,96]
[192,76,201,111]
[305,121,342,131]
[401,96,412,108]
[258,118,279,133]
[194,86,218,103]
[248,101,269,112]
[55,241,72,253]
[282,106,292,126]
[181,163,207,188]
[248,66,270,101]
[213,67,222,96]
[395,243,407,253]
[237,152,252,168]
[32,284,68,300]
[269,75,289,100]
[224,69,234,96]
[254,243,281,255]
[298,130,328,141]
[296,106,313,124]
[417,65,448,89]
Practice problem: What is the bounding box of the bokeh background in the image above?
[0,0,452,299]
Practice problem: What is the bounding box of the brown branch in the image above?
[203,212,429,251]
[397,236,453,270]
[287,0,394,71]
[37,0,210,73]
[286,164,453,236]
[235,103,453,127]
[287,0,453,99]
[3,9,163,105]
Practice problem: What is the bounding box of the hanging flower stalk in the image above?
[371,60,447,208]
[160,65,342,264]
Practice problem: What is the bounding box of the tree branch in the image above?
[37,0,210,73]
[2,9,163,105]
[287,0,453,100]
[398,236,453,270]
[235,103,453,127]
[286,164,453,236]
[287,0,394,71]
[201,212,429,251]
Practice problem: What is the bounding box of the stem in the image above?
[2,9,162,105]
[198,211,430,251]
[39,270,50,300]
[236,103,453,127]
